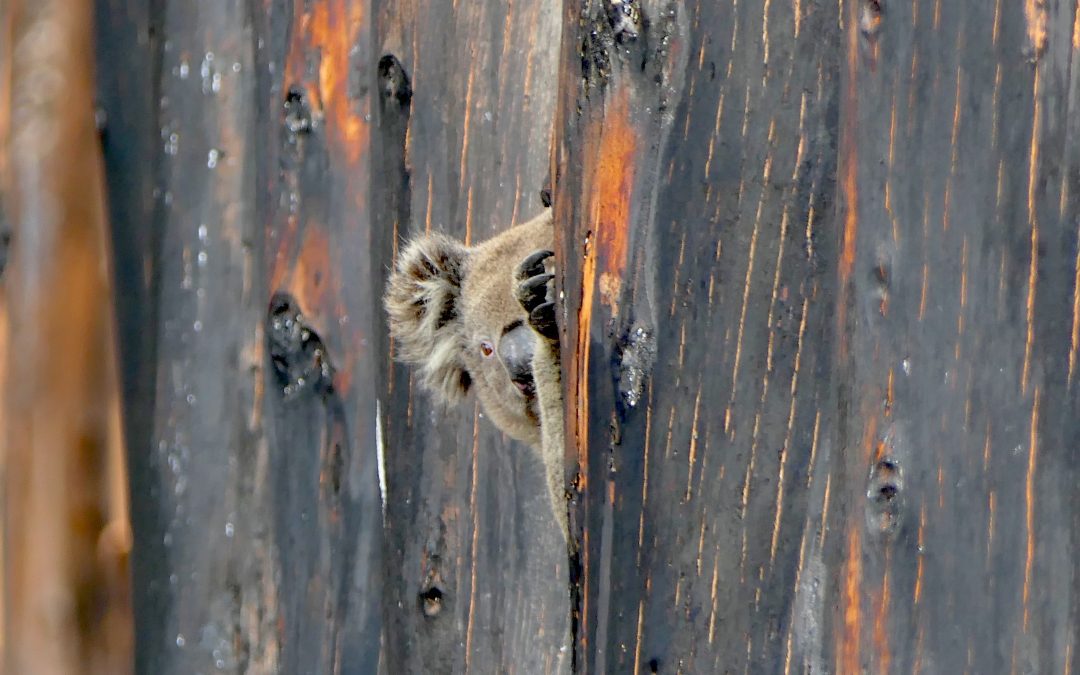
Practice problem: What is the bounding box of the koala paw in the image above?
[516,250,557,341]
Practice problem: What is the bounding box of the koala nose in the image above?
[498,323,535,393]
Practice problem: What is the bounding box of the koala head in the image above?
[384,212,553,447]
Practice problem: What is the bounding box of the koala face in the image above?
[385,211,553,447]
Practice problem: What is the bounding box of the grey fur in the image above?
[385,211,566,535]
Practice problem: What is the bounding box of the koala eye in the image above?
[479,339,495,357]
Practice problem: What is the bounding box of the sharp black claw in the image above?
[519,250,554,280]
[520,273,554,311]
[530,301,557,340]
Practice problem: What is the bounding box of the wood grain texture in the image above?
[90,0,1080,670]
[374,0,570,671]
[555,0,1078,672]
[97,0,384,670]
[131,0,280,669]
[555,0,841,670]
[834,1,1079,672]
[97,0,567,671]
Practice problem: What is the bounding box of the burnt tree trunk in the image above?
[555,0,1079,673]
[81,0,1080,671]
[373,2,571,673]
[96,0,387,670]
[95,0,568,672]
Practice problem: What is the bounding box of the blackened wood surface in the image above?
[95,0,568,671]
[96,0,386,670]
[374,1,570,672]
[554,0,1078,673]
[93,0,1080,670]
[832,1,1079,672]
[93,0,166,670]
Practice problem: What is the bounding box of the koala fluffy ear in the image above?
[384,233,472,404]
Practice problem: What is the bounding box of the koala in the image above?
[384,209,566,535]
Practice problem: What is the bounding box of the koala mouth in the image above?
[512,372,536,399]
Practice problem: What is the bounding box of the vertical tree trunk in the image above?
[97,0,386,669]
[85,0,1080,670]
[555,0,1078,672]
[374,1,570,671]
[96,0,568,671]
[832,2,1078,672]
[1,0,133,670]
